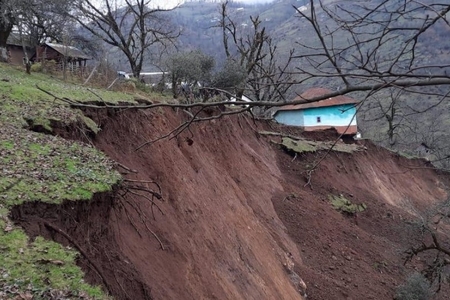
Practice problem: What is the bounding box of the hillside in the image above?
[2,63,450,299]
[91,0,450,161]
[169,0,450,166]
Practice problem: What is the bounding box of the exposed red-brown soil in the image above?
[272,140,449,300]
[12,107,450,300]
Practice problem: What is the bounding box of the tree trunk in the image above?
[0,46,8,62]
[25,61,31,74]
[0,21,13,62]
[171,74,178,99]
[236,88,244,101]
[130,59,141,79]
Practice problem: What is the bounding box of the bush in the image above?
[113,80,136,93]
[30,62,42,73]
[395,273,432,300]
[134,79,151,93]
[43,60,57,74]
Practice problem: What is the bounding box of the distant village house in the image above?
[274,88,359,135]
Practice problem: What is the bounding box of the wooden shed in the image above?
[33,42,90,74]
[6,33,35,65]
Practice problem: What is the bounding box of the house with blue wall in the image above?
[274,88,359,135]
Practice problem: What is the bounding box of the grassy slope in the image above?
[0,63,136,299]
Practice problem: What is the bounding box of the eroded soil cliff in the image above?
[13,107,449,300]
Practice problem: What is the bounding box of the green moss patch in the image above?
[0,225,108,299]
[81,115,101,134]
[329,194,367,214]
[281,137,317,153]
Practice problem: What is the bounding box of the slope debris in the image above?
[12,107,450,300]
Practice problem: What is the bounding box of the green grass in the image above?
[0,65,134,104]
[0,227,107,299]
[0,62,133,298]
[0,63,136,131]
[0,125,121,206]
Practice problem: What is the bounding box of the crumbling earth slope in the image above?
[14,107,449,300]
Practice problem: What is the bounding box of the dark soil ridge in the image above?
[11,190,153,300]
[11,106,450,300]
[12,108,154,299]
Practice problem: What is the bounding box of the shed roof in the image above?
[45,43,90,60]
[277,88,359,111]
[6,33,33,48]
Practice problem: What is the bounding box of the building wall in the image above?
[273,110,304,126]
[7,45,33,65]
[303,104,356,127]
[274,103,358,134]
[35,46,61,62]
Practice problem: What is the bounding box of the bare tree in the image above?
[361,89,409,147]
[292,1,449,115]
[403,196,450,293]
[293,0,450,91]
[361,87,450,168]
[25,0,74,45]
[217,0,294,103]
[0,0,16,61]
[72,0,179,78]
[1,0,73,66]
[291,0,450,165]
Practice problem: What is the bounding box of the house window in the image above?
[317,116,321,123]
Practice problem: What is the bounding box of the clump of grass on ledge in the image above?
[328,194,367,214]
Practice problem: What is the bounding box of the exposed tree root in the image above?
[117,163,138,174]
[116,179,166,250]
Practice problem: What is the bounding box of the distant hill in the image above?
[171,0,303,62]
